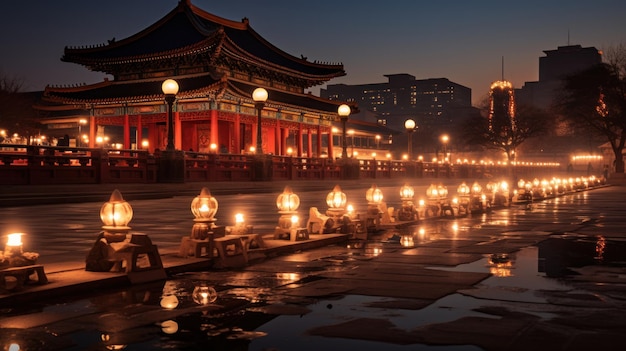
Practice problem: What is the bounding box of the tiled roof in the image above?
[228,80,358,115]
[62,1,344,79]
[43,74,224,105]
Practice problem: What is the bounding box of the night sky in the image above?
[1,0,625,105]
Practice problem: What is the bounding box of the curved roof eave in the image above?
[42,73,225,106]
[226,79,358,116]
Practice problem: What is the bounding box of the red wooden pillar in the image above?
[316,125,322,158]
[123,111,131,149]
[234,113,241,154]
[307,128,313,158]
[252,119,258,153]
[89,114,96,148]
[136,115,143,149]
[297,123,303,157]
[282,128,289,155]
[210,108,218,151]
[328,128,334,160]
[174,110,182,150]
[275,119,281,155]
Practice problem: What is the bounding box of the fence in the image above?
[0,144,562,185]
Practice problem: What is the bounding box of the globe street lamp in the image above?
[162,79,179,151]
[338,104,351,159]
[404,119,416,160]
[252,88,268,155]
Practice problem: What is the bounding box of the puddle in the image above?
[250,294,485,351]
[3,235,623,350]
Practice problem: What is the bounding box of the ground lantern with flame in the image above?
[190,187,219,240]
[275,186,300,239]
[100,189,133,235]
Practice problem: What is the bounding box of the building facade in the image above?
[34,0,356,159]
[320,73,473,132]
[516,45,602,110]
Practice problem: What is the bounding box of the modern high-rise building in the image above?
[321,74,474,133]
[516,45,602,110]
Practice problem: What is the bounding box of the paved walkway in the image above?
[1,178,625,350]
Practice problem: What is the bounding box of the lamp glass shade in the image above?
[326,185,347,209]
[437,184,449,198]
[100,189,133,228]
[161,79,179,95]
[252,87,268,102]
[457,182,470,195]
[366,185,383,204]
[192,285,217,305]
[191,187,218,220]
[337,104,351,117]
[399,184,414,200]
[471,182,482,194]
[426,184,439,198]
[276,186,300,213]
[404,119,415,131]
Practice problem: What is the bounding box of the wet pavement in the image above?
[1,178,626,350]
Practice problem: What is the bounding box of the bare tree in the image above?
[0,71,41,144]
[558,44,626,173]
[461,102,549,162]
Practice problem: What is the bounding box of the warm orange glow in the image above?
[6,233,23,247]
[276,186,300,213]
[190,187,218,221]
[366,184,384,204]
[326,185,347,209]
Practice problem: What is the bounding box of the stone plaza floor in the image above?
[1,177,625,350]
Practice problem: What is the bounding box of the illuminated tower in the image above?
[488,80,516,136]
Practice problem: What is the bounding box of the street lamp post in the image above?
[252,88,268,155]
[441,134,449,161]
[338,104,351,159]
[404,119,416,160]
[161,79,179,151]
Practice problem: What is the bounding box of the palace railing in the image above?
[0,144,562,185]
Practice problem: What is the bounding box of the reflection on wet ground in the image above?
[2,234,622,351]
[3,185,626,350]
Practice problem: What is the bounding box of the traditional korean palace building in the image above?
[34,0,358,159]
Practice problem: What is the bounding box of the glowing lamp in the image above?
[100,189,133,232]
[161,79,179,96]
[161,320,179,335]
[437,184,448,199]
[326,185,347,210]
[346,204,355,217]
[457,182,470,196]
[160,295,179,310]
[235,213,244,225]
[192,284,218,305]
[366,185,383,205]
[426,184,439,199]
[399,184,414,200]
[252,87,268,103]
[337,104,351,118]
[471,182,482,194]
[190,187,218,222]
[290,215,299,228]
[4,233,24,257]
[276,186,300,213]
